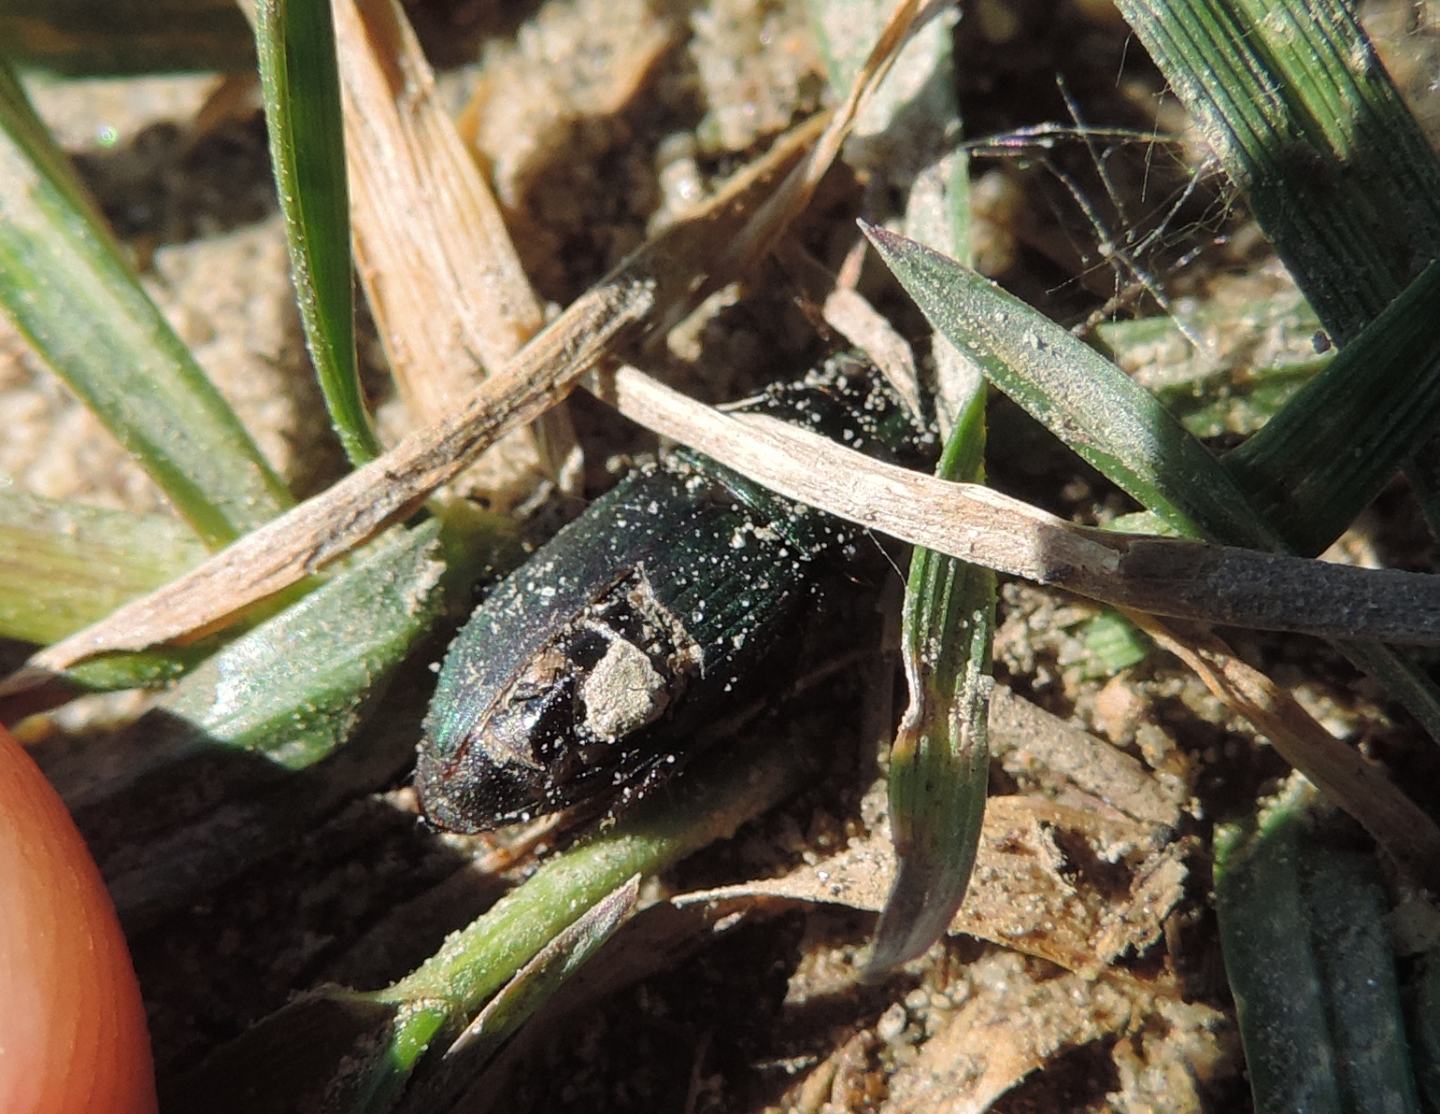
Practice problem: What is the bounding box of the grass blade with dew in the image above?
[1215,780,1421,1114]
[866,224,1278,550]
[166,711,819,1113]
[1092,0,1440,740]
[1114,0,1440,343]
[0,60,292,548]
[153,520,476,770]
[0,0,254,75]
[256,0,377,467]
[1113,0,1440,539]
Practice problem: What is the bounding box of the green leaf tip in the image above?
[256,0,378,467]
[862,221,1275,550]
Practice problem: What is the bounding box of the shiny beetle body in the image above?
[416,359,931,832]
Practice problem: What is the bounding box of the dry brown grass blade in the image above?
[1125,610,1440,883]
[591,363,1440,647]
[338,0,543,378]
[12,0,929,681]
[334,0,577,497]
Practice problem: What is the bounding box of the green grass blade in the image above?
[70,515,512,928]
[378,728,808,1005]
[447,876,638,1066]
[0,0,254,75]
[1081,611,1150,677]
[867,226,1440,743]
[395,877,639,1113]
[1160,362,1322,441]
[870,387,995,974]
[358,727,812,1110]
[0,491,209,693]
[1113,0,1440,540]
[1098,1,1440,734]
[866,224,1278,550]
[255,0,377,467]
[156,521,451,769]
[0,490,204,645]
[0,61,292,547]
[100,680,427,931]
[1224,261,1440,555]
[1215,784,1420,1114]
[1095,295,1327,440]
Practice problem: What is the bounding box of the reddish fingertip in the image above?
[0,723,157,1114]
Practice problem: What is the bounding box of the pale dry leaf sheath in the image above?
[1125,611,1440,882]
[591,363,1440,646]
[252,0,550,401]
[338,0,544,378]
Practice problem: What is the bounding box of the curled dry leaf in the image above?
[673,795,1188,977]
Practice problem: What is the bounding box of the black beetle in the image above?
[416,356,932,832]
